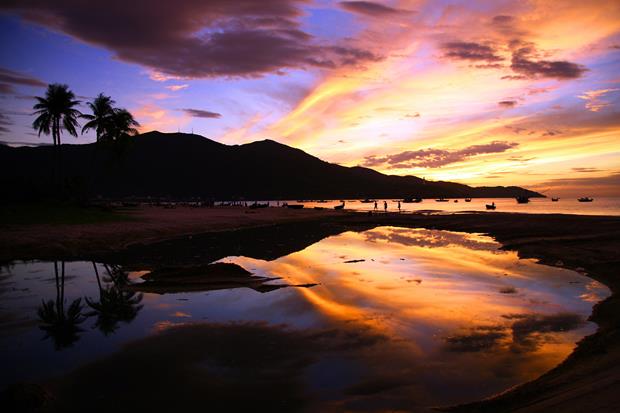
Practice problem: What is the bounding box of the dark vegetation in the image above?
[1,130,542,201]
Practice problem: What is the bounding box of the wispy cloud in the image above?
[578,88,619,112]
[363,141,519,169]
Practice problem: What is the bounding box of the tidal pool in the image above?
[0,227,609,411]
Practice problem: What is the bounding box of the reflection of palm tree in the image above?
[86,263,143,335]
[37,262,85,350]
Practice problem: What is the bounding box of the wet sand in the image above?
[1,206,619,411]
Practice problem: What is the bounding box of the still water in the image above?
[0,227,609,411]
[275,197,620,216]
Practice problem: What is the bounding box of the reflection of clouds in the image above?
[445,312,585,354]
[363,227,500,251]
[579,281,608,303]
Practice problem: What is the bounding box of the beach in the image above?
[1,205,619,411]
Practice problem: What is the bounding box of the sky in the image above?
[0,0,619,196]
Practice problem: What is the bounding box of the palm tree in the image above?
[32,84,81,146]
[103,108,140,142]
[81,93,115,142]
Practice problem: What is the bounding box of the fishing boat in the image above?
[552,197,559,202]
[454,200,458,203]
[402,197,423,203]
[486,202,496,210]
[334,201,345,210]
[578,197,594,202]
[464,198,472,202]
[435,198,449,202]
[516,196,530,204]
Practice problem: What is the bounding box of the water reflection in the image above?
[37,262,85,350]
[0,227,610,411]
[85,263,143,335]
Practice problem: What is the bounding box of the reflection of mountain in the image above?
[0,131,542,199]
[108,220,370,268]
[131,263,292,294]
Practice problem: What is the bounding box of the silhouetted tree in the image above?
[32,84,82,189]
[32,84,81,147]
[81,93,115,142]
[37,261,85,350]
[102,108,140,143]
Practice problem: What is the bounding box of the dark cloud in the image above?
[498,100,517,108]
[180,108,222,119]
[510,44,586,79]
[572,167,603,173]
[0,67,46,88]
[442,41,503,63]
[339,1,407,17]
[492,15,515,25]
[403,112,420,118]
[362,141,518,169]
[1,0,380,78]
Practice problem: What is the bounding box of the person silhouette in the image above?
[398,201,401,211]
[374,201,378,210]
[383,201,387,212]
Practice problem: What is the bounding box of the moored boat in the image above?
[486,202,496,210]
[435,198,449,202]
[578,197,593,202]
[464,198,472,202]
[516,196,530,204]
[552,197,559,202]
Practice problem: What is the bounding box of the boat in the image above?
[360,198,375,203]
[464,198,472,202]
[402,197,423,203]
[287,204,304,209]
[249,202,269,209]
[516,196,530,204]
[454,200,458,203]
[551,197,559,202]
[435,198,449,202]
[334,201,345,210]
[486,202,496,210]
[578,197,593,202]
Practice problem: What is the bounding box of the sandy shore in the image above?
[1,206,619,411]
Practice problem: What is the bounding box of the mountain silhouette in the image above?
[0,131,542,200]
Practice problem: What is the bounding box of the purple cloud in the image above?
[181,108,222,119]
[1,0,380,78]
[363,141,519,169]
[442,41,503,63]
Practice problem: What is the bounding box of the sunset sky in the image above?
[1,0,619,196]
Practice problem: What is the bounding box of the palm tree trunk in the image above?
[93,262,103,299]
